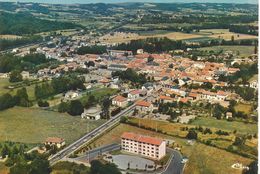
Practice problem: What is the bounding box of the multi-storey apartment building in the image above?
[121,132,166,160]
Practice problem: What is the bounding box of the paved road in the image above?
[76,143,121,162]
[48,99,142,165]
[162,149,185,174]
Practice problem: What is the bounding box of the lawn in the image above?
[199,45,255,57]
[88,123,253,174]
[234,103,253,114]
[0,107,105,144]
[189,117,257,134]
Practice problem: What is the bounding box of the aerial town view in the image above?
[0,0,258,174]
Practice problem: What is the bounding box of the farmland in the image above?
[199,45,256,57]
[0,107,105,144]
[99,28,257,44]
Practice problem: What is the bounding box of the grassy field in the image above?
[190,117,257,134]
[88,123,253,174]
[80,88,118,105]
[0,107,105,144]
[0,78,38,100]
[199,45,255,57]
[234,103,253,115]
[183,143,252,174]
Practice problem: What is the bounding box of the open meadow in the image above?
[0,107,105,144]
[189,117,257,134]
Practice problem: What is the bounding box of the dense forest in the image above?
[0,12,80,35]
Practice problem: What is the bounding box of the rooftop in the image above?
[121,132,163,146]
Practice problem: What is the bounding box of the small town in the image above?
[0,1,258,174]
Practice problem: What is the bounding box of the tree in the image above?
[0,93,16,111]
[186,130,197,140]
[58,102,68,113]
[101,97,111,119]
[37,100,49,107]
[243,160,258,174]
[231,35,235,42]
[85,95,96,108]
[1,145,9,158]
[120,116,128,123]
[9,70,22,83]
[10,163,30,174]
[147,55,154,63]
[68,100,84,116]
[233,136,246,146]
[16,87,30,107]
[29,158,51,174]
[90,160,121,174]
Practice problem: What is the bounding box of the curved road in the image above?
[162,149,185,174]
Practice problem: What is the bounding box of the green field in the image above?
[0,107,105,144]
[80,88,118,105]
[199,45,255,57]
[0,78,38,100]
[190,117,257,134]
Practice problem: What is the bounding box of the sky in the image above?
[0,0,258,4]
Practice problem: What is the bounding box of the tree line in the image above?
[0,11,80,35]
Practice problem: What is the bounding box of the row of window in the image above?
[122,147,159,158]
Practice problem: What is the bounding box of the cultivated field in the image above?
[234,103,254,115]
[100,28,257,44]
[199,45,255,57]
[88,123,253,174]
[0,107,105,144]
[0,35,22,39]
[200,29,257,41]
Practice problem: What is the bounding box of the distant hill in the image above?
[0,12,81,35]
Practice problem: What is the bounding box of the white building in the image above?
[249,80,258,89]
[112,95,128,107]
[81,106,101,120]
[121,132,166,160]
[128,90,141,101]
[65,91,79,100]
[135,100,153,113]
[21,71,30,79]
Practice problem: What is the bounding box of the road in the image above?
[49,101,139,165]
[162,149,185,174]
[76,143,121,162]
